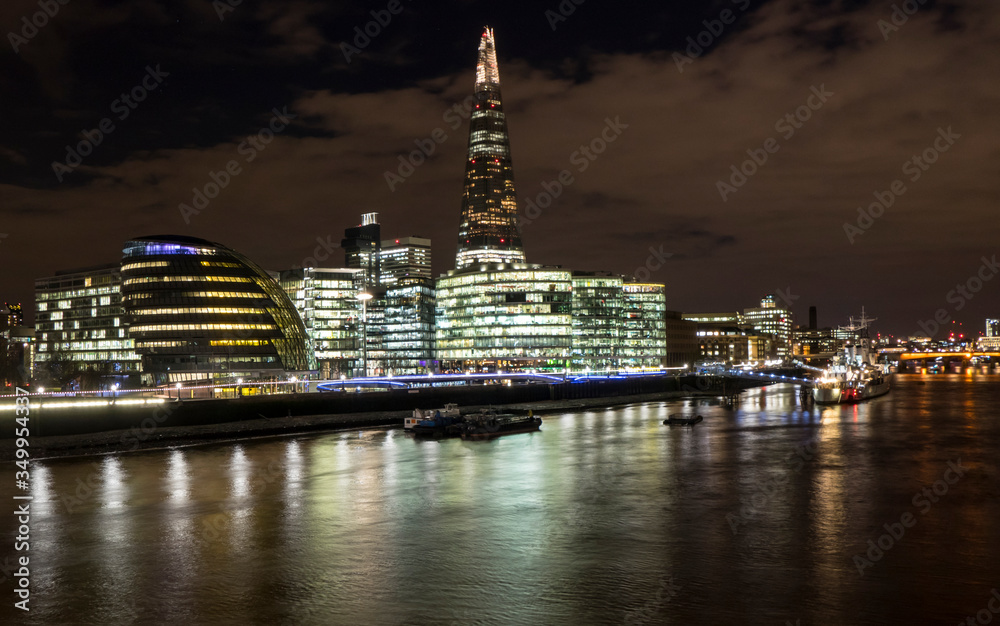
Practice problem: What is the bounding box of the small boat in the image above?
[663,414,703,426]
[460,410,541,440]
[405,403,460,430]
[410,413,464,438]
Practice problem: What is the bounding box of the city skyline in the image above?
[1,1,999,335]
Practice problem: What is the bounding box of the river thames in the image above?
[3,372,1000,624]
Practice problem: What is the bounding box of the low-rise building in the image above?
[664,311,698,368]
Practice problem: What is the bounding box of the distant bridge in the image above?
[706,368,815,387]
[897,351,1000,360]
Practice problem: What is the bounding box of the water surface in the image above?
[4,373,1000,624]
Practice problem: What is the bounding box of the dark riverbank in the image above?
[3,390,719,461]
[1,375,765,459]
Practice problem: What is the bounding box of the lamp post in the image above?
[356,291,373,378]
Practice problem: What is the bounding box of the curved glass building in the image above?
[120,235,310,384]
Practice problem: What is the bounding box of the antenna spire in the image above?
[475,26,500,91]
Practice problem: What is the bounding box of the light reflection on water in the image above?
[3,373,1000,625]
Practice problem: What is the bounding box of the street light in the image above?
[175,382,181,401]
[356,291,373,377]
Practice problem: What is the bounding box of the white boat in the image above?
[812,309,892,405]
[404,403,460,430]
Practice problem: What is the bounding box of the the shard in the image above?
[454,27,526,269]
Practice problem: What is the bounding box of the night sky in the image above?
[1,0,997,337]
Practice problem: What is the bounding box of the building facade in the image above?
[121,235,310,385]
[34,263,141,387]
[743,295,793,358]
[454,27,525,269]
[435,264,572,372]
[279,267,363,379]
[380,237,431,287]
[342,212,382,290]
[697,328,773,364]
[570,272,623,371]
[664,311,699,368]
[621,283,667,369]
[384,284,436,374]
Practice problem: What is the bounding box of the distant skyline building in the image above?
[743,295,793,358]
[2,302,34,386]
[454,27,525,269]
[5,302,23,328]
[980,318,1000,351]
[342,212,382,290]
[380,236,432,287]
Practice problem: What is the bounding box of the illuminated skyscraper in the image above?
[380,237,431,287]
[342,212,382,290]
[455,27,525,269]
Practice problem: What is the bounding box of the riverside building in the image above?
[570,272,623,371]
[436,29,671,373]
[34,263,141,383]
[120,235,310,385]
[435,264,573,372]
[743,294,793,358]
[621,282,667,369]
[279,267,363,379]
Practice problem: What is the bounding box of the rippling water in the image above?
[4,372,1000,625]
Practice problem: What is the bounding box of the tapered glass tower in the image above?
[455,27,526,269]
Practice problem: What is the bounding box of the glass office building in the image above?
[34,263,141,382]
[279,267,363,379]
[570,272,623,371]
[744,294,793,358]
[342,212,382,290]
[121,235,310,384]
[380,237,432,287]
[384,284,436,375]
[435,264,571,372]
[621,283,667,369]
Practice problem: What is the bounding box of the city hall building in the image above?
[120,235,310,384]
